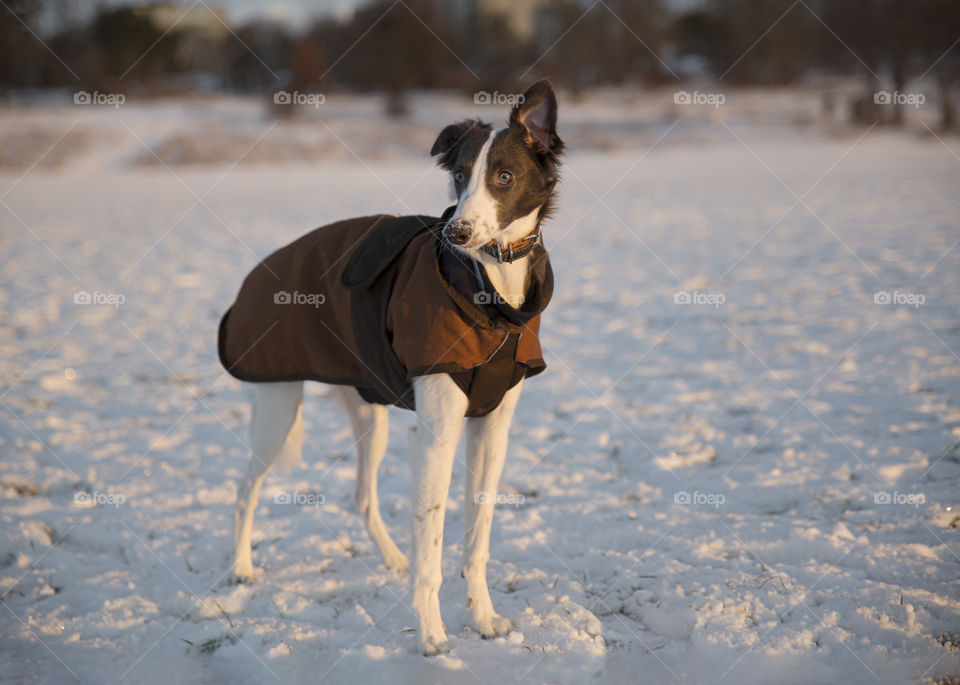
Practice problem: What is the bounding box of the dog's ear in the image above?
[510,80,563,157]
[430,120,488,170]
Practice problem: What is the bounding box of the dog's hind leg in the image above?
[233,381,304,582]
[334,387,408,573]
[463,379,523,638]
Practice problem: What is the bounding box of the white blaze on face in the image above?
[453,129,501,248]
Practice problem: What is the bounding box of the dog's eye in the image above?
[454,169,465,184]
[496,170,513,185]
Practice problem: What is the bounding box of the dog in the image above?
[222,80,563,655]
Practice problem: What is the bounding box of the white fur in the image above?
[452,130,500,249]
[462,378,523,637]
[474,208,539,303]
[233,381,303,581]
[407,374,470,653]
[232,133,541,651]
[402,234,533,653]
[334,386,408,573]
[232,371,525,654]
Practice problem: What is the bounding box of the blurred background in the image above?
[0,0,958,172]
[4,0,960,106]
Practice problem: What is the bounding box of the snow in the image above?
[1,91,959,684]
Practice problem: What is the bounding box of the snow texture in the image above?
[1,90,959,684]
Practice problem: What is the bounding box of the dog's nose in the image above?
[444,219,472,246]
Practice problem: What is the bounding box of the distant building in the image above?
[133,2,229,36]
[446,0,553,42]
[133,2,229,71]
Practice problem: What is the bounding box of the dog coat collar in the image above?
[439,238,552,331]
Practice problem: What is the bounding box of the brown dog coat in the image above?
[218,208,552,416]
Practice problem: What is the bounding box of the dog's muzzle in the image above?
[443,219,472,246]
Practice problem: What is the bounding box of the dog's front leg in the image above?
[409,375,469,655]
[463,379,522,638]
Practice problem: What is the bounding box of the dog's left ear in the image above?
[431,120,487,171]
[510,80,563,157]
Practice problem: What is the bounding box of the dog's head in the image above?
[430,80,563,252]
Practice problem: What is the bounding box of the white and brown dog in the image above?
[228,80,563,655]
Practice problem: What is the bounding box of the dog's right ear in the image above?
[430,120,488,170]
[511,80,562,158]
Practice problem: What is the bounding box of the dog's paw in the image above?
[417,615,450,656]
[232,572,255,585]
[382,549,410,576]
[232,560,256,585]
[420,633,450,656]
[474,612,512,639]
[380,540,410,576]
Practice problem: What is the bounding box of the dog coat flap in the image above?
[341,214,439,291]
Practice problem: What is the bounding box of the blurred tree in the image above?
[289,38,325,90]
[823,0,915,125]
[0,0,952,125]
[225,19,296,92]
[600,0,669,83]
[465,12,532,90]
[917,0,960,129]
[532,0,601,92]
[0,0,44,89]
[308,0,456,116]
[533,0,669,91]
[672,8,721,64]
[265,38,325,119]
[699,0,820,84]
[822,0,960,128]
[92,7,178,86]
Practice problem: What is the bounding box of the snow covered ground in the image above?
[1,92,959,684]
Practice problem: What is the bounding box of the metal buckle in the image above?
[487,228,539,263]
